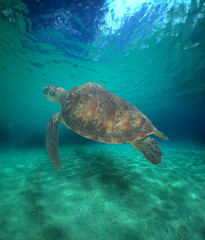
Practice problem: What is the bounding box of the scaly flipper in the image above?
[46,112,61,169]
[130,136,162,165]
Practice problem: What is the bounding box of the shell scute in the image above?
[85,131,99,141]
[98,134,112,143]
[114,111,133,135]
[123,132,136,142]
[93,101,115,134]
[111,134,124,144]
[71,95,98,129]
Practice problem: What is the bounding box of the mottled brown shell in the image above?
[62,82,154,144]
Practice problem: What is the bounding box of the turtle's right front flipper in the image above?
[46,112,61,169]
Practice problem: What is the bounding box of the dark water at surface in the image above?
[0,0,205,239]
[1,0,205,146]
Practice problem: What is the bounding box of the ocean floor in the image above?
[0,142,204,240]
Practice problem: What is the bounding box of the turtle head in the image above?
[44,86,66,105]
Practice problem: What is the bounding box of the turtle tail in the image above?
[153,128,169,140]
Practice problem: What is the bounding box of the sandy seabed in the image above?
[0,142,204,240]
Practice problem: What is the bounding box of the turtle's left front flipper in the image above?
[130,136,162,165]
[46,112,62,169]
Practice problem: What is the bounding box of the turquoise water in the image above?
[0,0,205,239]
[0,143,205,239]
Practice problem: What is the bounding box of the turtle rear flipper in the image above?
[130,136,162,165]
[46,112,62,169]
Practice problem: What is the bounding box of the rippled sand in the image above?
[0,142,204,240]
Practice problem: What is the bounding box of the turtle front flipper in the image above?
[130,136,162,165]
[46,112,62,169]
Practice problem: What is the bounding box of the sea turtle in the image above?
[44,82,168,169]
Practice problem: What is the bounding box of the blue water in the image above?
[0,0,205,239]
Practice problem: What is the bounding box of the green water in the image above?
[0,0,205,239]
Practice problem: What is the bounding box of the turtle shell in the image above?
[62,82,154,144]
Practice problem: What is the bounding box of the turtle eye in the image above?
[44,87,48,95]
